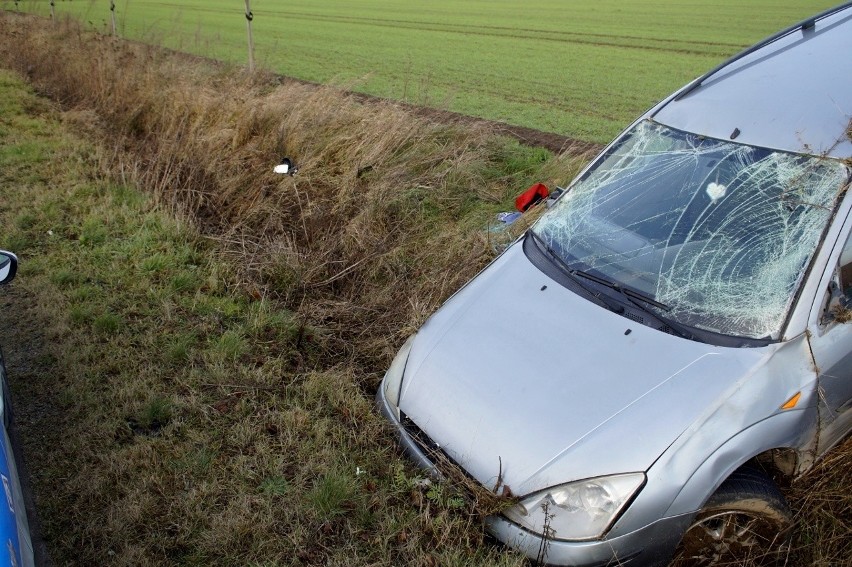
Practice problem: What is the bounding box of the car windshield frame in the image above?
[532,120,851,341]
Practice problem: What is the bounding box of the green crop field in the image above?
[6,0,840,142]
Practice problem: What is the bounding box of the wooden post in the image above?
[50,0,55,21]
[244,0,255,72]
[110,0,117,36]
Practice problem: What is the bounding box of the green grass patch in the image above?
[258,475,289,497]
[137,395,173,431]
[209,329,247,362]
[307,470,357,520]
[92,311,122,335]
[164,332,197,364]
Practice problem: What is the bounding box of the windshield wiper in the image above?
[571,270,669,310]
[527,231,626,315]
[528,231,703,342]
[571,270,700,341]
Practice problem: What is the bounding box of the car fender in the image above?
[608,408,815,538]
[663,408,815,517]
[608,333,816,537]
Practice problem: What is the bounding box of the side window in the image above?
[824,231,852,323]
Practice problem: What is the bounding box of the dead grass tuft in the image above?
[832,305,852,323]
[0,13,586,376]
[785,435,852,565]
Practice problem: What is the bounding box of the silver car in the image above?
[378,3,852,566]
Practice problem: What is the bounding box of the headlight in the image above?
[382,335,416,413]
[503,473,645,541]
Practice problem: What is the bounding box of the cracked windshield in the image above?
[535,120,850,340]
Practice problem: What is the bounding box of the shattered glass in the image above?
[534,121,851,339]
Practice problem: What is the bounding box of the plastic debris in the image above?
[497,211,522,224]
[274,157,298,175]
[515,182,550,212]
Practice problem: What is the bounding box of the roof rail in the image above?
[669,1,852,103]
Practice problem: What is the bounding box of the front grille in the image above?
[398,412,473,478]
[400,411,443,455]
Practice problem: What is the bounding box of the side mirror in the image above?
[0,251,18,285]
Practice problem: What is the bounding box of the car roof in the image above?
[652,3,852,159]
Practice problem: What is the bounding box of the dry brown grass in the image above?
[0,11,583,567]
[0,12,585,376]
[784,435,852,565]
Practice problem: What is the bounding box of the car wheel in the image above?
[670,464,792,567]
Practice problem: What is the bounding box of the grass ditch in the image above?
[0,68,530,566]
[0,13,579,567]
[0,11,849,567]
[0,12,588,376]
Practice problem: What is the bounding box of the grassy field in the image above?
[0,67,529,567]
[5,0,840,143]
[1,12,851,567]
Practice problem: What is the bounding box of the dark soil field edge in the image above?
[7,10,604,157]
[366,98,604,157]
[120,35,605,157]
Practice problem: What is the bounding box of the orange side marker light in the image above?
[780,392,801,410]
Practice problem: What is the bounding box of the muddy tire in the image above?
[671,464,793,567]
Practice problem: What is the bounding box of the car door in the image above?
[808,227,852,452]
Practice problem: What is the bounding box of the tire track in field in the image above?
[276,11,746,56]
[146,2,747,57]
[388,68,628,124]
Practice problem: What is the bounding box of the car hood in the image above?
[398,241,771,496]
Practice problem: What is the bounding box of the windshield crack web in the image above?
[536,121,850,339]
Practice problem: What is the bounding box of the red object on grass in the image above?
[515,183,550,212]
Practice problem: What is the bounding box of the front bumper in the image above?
[376,384,690,567]
[486,512,690,566]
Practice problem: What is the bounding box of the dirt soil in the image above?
[276,73,606,156]
[154,41,605,157]
[382,101,604,156]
